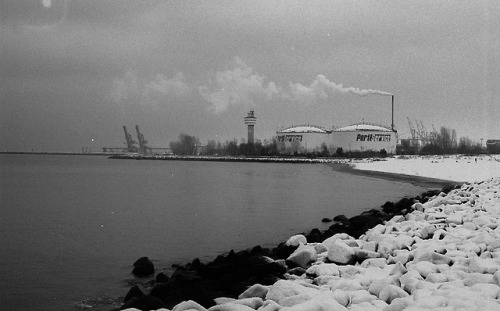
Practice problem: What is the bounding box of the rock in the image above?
[378,284,409,303]
[286,244,317,268]
[132,257,155,277]
[331,289,350,306]
[415,261,438,278]
[468,256,499,274]
[425,273,448,283]
[462,273,494,286]
[124,285,145,303]
[305,228,323,243]
[285,235,307,247]
[172,300,207,311]
[470,283,500,300]
[349,290,377,304]
[278,291,348,311]
[326,240,355,264]
[265,280,318,305]
[354,249,380,261]
[383,297,413,311]
[287,267,307,276]
[305,263,340,277]
[368,276,399,297]
[415,251,452,265]
[347,215,384,238]
[446,213,463,225]
[120,295,166,311]
[493,271,500,286]
[238,284,269,299]
[156,272,170,283]
[333,214,349,222]
[360,258,386,269]
[321,217,332,223]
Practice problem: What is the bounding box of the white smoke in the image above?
[289,75,392,104]
[198,57,282,114]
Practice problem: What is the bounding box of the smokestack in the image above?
[391,95,395,132]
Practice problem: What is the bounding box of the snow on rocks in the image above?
[124,177,500,311]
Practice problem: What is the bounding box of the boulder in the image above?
[286,244,317,269]
[286,235,307,247]
[378,285,410,303]
[120,295,166,311]
[132,257,155,277]
[326,240,355,264]
[238,284,269,299]
[265,280,318,305]
[172,300,208,311]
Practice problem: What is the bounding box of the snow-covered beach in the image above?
[122,155,500,311]
[353,155,500,183]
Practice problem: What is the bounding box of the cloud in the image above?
[288,75,392,104]
[143,72,190,101]
[109,70,191,110]
[198,57,282,114]
[109,70,141,107]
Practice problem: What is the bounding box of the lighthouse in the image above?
[244,110,257,144]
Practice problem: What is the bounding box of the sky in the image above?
[1,0,499,152]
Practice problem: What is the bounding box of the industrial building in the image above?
[275,95,398,154]
[276,123,397,154]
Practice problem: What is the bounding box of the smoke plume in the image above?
[289,75,392,104]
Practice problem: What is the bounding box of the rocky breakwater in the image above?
[121,177,500,311]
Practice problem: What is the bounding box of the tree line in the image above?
[169,134,280,156]
[398,126,488,155]
[170,127,498,158]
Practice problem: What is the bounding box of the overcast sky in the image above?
[1,0,499,152]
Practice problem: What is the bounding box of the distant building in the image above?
[486,139,500,153]
[277,123,397,154]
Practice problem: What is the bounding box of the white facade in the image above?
[331,124,397,154]
[276,125,330,154]
[276,123,397,154]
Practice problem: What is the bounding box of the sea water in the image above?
[0,154,427,310]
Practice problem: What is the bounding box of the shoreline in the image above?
[328,162,459,189]
[119,176,500,311]
[117,165,461,310]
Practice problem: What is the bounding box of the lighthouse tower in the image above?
[244,110,257,144]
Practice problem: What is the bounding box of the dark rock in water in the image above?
[147,253,287,309]
[360,209,384,217]
[441,184,458,194]
[272,242,298,260]
[345,215,384,238]
[321,217,332,223]
[120,295,166,311]
[394,197,414,214]
[155,272,170,283]
[306,228,323,243]
[132,257,155,277]
[381,201,396,214]
[124,285,145,303]
[333,214,349,222]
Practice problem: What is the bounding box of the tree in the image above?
[169,134,200,155]
[205,140,217,155]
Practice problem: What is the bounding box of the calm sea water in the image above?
[0,154,427,310]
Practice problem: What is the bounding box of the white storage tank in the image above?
[276,125,331,154]
[331,123,397,154]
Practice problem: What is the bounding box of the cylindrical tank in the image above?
[331,123,397,153]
